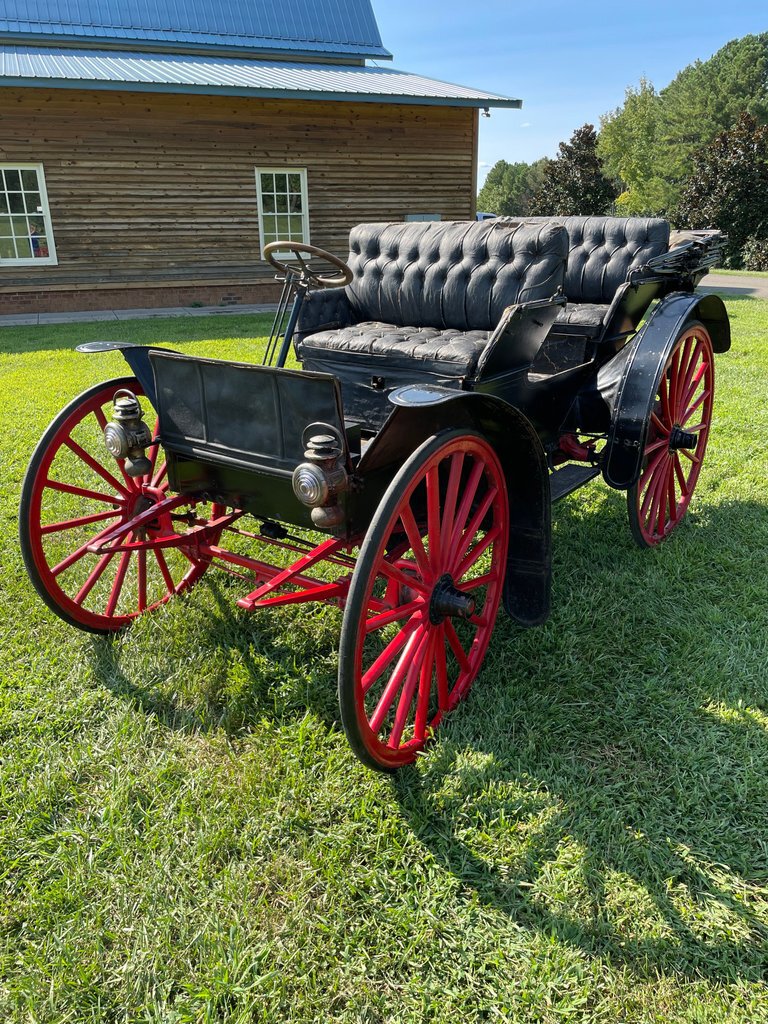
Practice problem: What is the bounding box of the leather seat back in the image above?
[520,216,670,304]
[561,216,669,303]
[345,220,568,332]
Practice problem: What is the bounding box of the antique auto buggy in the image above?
[19,217,729,770]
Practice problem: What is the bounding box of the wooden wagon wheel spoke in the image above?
[453,513,500,581]
[384,631,431,748]
[74,551,115,606]
[441,451,465,549]
[361,614,423,696]
[679,335,708,403]
[40,508,121,536]
[681,386,712,424]
[650,411,669,436]
[364,600,424,634]
[368,626,425,729]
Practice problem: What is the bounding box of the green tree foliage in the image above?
[674,113,768,266]
[530,124,616,216]
[476,158,547,215]
[598,34,768,215]
[598,80,673,214]
[661,33,768,185]
[742,236,768,271]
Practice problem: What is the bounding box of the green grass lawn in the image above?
[2,303,768,1023]
[711,268,768,278]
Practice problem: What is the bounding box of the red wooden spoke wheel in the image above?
[19,377,224,634]
[628,321,715,547]
[338,430,510,771]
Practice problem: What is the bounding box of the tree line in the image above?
[477,33,768,269]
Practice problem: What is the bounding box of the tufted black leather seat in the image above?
[503,216,671,338]
[296,219,568,380]
[297,323,493,376]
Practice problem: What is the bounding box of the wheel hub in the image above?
[669,425,698,450]
[429,573,476,625]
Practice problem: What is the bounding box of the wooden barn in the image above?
[0,0,519,314]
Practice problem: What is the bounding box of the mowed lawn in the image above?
[1,301,767,1023]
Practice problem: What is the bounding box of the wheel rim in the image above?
[21,379,223,632]
[631,324,715,546]
[341,433,509,770]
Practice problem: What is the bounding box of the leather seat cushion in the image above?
[552,302,610,338]
[298,321,490,377]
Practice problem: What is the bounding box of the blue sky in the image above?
[372,1,767,184]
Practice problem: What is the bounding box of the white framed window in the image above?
[255,168,309,257]
[0,164,57,266]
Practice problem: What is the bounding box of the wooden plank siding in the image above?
[0,88,478,309]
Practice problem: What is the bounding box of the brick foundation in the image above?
[0,281,282,315]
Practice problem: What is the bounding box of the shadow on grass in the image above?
[388,494,768,985]
[87,570,343,737]
[86,492,768,983]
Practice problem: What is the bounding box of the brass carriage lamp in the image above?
[103,389,153,478]
[292,431,348,529]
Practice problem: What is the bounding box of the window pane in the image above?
[21,169,39,191]
[0,164,54,262]
[257,168,307,252]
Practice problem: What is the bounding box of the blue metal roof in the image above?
[0,0,391,60]
[0,45,522,107]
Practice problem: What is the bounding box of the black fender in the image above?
[357,387,551,627]
[75,341,180,409]
[602,292,729,490]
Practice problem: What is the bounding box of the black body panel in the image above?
[358,391,552,627]
[149,350,349,527]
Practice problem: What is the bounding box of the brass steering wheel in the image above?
[263,241,353,289]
